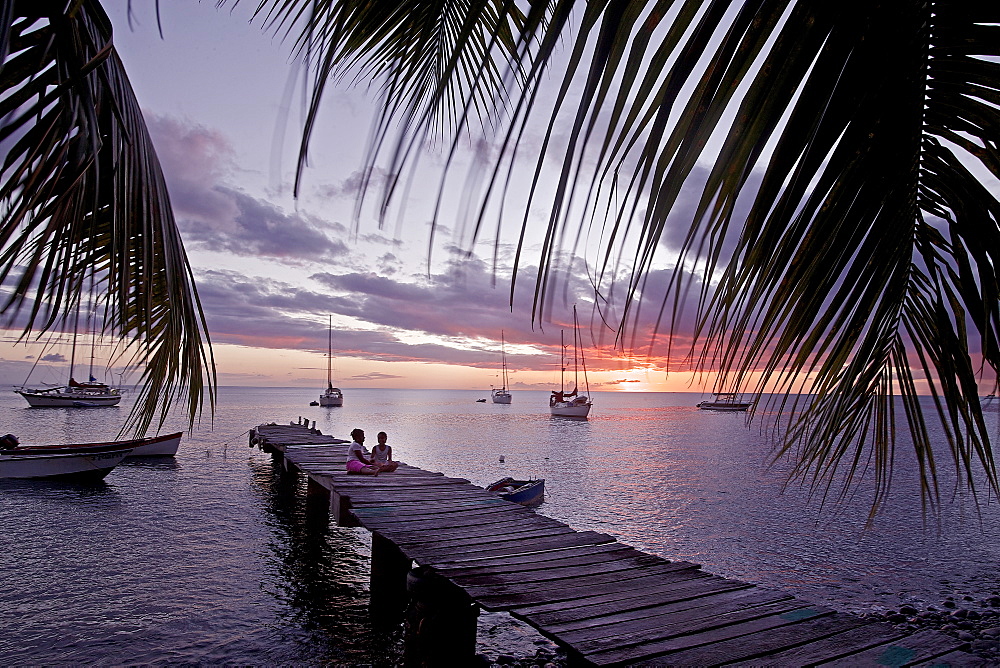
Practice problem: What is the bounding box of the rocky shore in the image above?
[861,593,1000,663]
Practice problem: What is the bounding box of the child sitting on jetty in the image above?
[346,428,380,475]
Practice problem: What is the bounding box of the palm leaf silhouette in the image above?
[0,2,215,434]
[256,0,999,513]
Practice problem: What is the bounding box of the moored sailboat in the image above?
[15,320,122,407]
[491,331,513,404]
[549,305,592,418]
[319,315,344,407]
[696,393,753,411]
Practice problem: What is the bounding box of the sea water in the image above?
[1,386,998,664]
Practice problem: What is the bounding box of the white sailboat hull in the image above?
[491,390,512,404]
[16,388,122,407]
[550,401,592,417]
[319,388,343,406]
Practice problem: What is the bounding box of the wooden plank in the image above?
[449,553,665,588]
[643,612,870,666]
[583,604,833,665]
[468,562,706,609]
[527,582,771,631]
[558,590,800,647]
[407,531,617,564]
[514,574,749,622]
[374,514,565,538]
[910,650,992,667]
[430,542,641,570]
[351,499,522,519]
[386,525,577,550]
[357,510,533,530]
[725,618,911,666]
[340,488,492,503]
[349,495,507,508]
[366,510,560,534]
[433,545,648,578]
[818,629,967,667]
[315,476,472,488]
[381,527,578,555]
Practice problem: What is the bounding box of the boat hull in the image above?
[0,447,132,480]
[126,432,182,457]
[487,477,544,505]
[491,390,512,404]
[319,388,343,406]
[550,401,592,417]
[696,401,752,411]
[16,389,122,407]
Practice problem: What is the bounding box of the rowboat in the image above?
[487,477,545,506]
[0,434,133,481]
[125,432,183,457]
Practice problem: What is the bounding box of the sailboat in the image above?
[319,316,344,407]
[15,318,122,408]
[491,331,513,404]
[549,305,592,418]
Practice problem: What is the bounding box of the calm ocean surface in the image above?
[1,386,998,664]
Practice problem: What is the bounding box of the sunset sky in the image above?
[8,2,991,396]
[0,1,725,393]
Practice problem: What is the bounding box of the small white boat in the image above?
[491,331,513,404]
[487,477,544,506]
[0,434,133,481]
[16,378,122,408]
[318,316,344,407]
[697,393,753,411]
[549,305,592,418]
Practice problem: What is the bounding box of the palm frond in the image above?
[0,0,215,435]
[253,0,999,513]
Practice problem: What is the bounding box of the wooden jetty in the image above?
[250,420,975,666]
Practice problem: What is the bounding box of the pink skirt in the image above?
[346,459,366,473]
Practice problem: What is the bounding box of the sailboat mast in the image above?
[500,330,508,391]
[69,305,80,382]
[560,329,566,392]
[327,315,333,389]
[573,305,580,391]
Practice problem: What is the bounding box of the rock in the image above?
[888,613,908,624]
[943,600,958,609]
[968,610,982,620]
[989,596,1000,608]
[982,626,1000,639]
[496,654,516,665]
[951,608,969,619]
[958,631,976,642]
[899,605,919,616]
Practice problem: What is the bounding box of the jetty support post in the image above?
[370,533,412,624]
[403,566,479,666]
[331,491,360,527]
